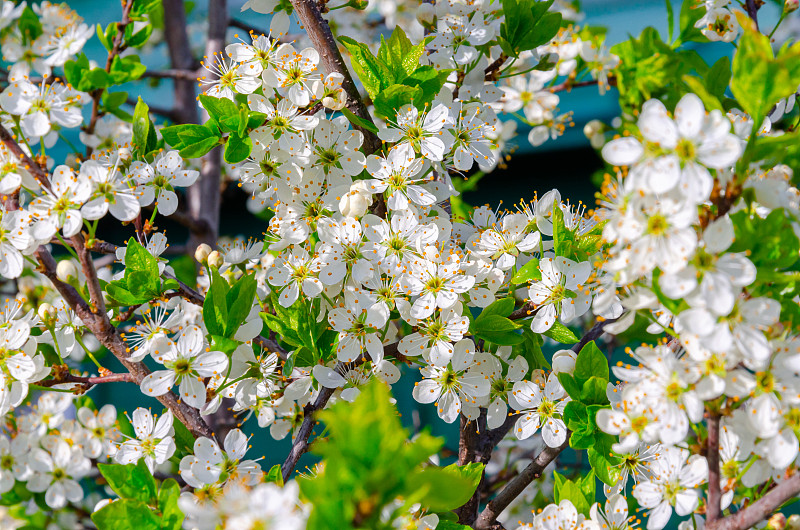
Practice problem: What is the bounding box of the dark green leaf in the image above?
[91,499,160,530]
[543,321,579,344]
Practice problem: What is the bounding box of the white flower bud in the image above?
[786,515,800,530]
[416,3,435,25]
[583,119,603,139]
[56,260,78,282]
[339,181,372,218]
[551,349,577,374]
[38,303,56,323]
[118,147,132,162]
[207,250,224,269]
[195,243,212,263]
[786,0,799,14]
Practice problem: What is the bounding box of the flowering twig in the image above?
[706,472,800,530]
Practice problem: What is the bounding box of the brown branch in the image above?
[35,371,134,391]
[455,411,517,524]
[707,412,722,522]
[474,434,571,529]
[280,385,335,482]
[288,0,381,154]
[141,68,200,81]
[0,124,51,190]
[745,0,760,31]
[85,0,136,154]
[36,246,216,440]
[71,233,106,315]
[706,471,800,530]
[550,77,616,94]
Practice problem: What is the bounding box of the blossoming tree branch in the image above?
[0,0,800,528]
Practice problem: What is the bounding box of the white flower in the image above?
[267,246,324,308]
[398,305,470,365]
[180,429,262,487]
[632,447,707,530]
[412,339,490,423]
[29,165,91,240]
[511,372,570,447]
[27,440,90,509]
[140,326,228,409]
[328,288,389,363]
[533,499,598,530]
[528,256,592,333]
[471,212,541,270]
[443,103,497,171]
[263,44,322,106]
[695,6,740,42]
[400,253,475,320]
[76,404,119,459]
[200,55,262,101]
[500,70,559,123]
[365,143,436,211]
[590,494,633,530]
[248,94,318,153]
[601,94,742,201]
[0,208,34,279]
[115,408,176,473]
[226,33,279,77]
[379,103,454,162]
[80,160,140,222]
[308,117,366,187]
[0,80,85,140]
[131,150,199,216]
[468,351,529,429]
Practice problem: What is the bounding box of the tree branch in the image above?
[707,412,722,522]
[140,68,200,81]
[745,0,760,31]
[280,385,335,482]
[473,435,571,529]
[35,371,134,391]
[706,471,800,530]
[288,0,381,154]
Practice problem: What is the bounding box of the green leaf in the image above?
[574,341,609,385]
[731,11,800,126]
[403,65,449,104]
[339,36,394,98]
[519,328,550,370]
[472,315,524,346]
[707,55,732,98]
[558,373,582,402]
[157,478,184,530]
[676,0,705,45]
[203,270,229,337]
[97,461,157,504]
[224,133,252,164]
[199,95,239,123]
[500,0,561,56]
[682,75,723,112]
[665,0,674,43]
[109,54,147,84]
[19,7,43,42]
[91,499,160,530]
[543,321,579,344]
[373,84,424,120]
[265,464,284,487]
[512,258,541,284]
[340,107,379,134]
[132,98,157,157]
[377,27,426,81]
[102,91,128,111]
[588,433,622,486]
[729,208,800,270]
[479,297,515,319]
[179,136,220,158]
[580,376,609,405]
[225,273,258,337]
[553,471,595,516]
[408,466,482,512]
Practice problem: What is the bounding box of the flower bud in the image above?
[207,250,224,269]
[767,514,786,530]
[416,3,435,25]
[339,181,372,218]
[583,119,604,139]
[56,260,78,283]
[786,0,799,14]
[195,243,212,263]
[118,147,132,162]
[786,515,800,530]
[38,302,56,323]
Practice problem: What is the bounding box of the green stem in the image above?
[75,333,103,370]
[56,233,81,261]
[769,12,787,38]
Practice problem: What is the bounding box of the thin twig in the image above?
[745,0,760,31]
[706,471,800,530]
[35,372,134,390]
